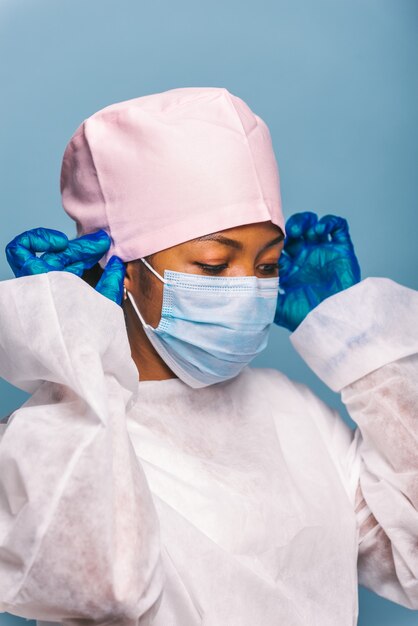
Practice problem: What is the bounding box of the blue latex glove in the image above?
[274,212,361,332]
[5,227,126,306]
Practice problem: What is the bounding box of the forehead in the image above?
[191,220,282,243]
[154,221,283,258]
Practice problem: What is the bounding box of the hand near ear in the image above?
[274,212,361,332]
[5,227,126,306]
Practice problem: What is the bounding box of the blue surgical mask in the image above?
[125,257,279,388]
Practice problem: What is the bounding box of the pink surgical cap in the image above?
[60,86,286,267]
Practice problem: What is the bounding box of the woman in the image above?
[0,87,417,625]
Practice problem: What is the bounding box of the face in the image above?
[123,220,284,329]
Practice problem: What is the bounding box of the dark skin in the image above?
[122,220,284,382]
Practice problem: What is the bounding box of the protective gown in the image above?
[0,270,417,626]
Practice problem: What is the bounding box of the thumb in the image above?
[95,256,126,305]
[274,293,296,332]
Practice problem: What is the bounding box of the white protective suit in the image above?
[0,269,417,626]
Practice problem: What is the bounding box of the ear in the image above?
[123,260,137,292]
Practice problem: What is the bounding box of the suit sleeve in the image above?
[0,271,164,625]
[289,277,418,610]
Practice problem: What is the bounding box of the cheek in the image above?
[140,278,164,327]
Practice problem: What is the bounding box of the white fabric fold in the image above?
[0,272,164,624]
[289,277,418,392]
[290,277,418,609]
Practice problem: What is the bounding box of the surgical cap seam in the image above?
[82,120,112,252]
[224,90,268,210]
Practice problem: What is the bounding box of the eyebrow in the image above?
[193,232,284,252]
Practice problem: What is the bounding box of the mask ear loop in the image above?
[125,289,152,329]
[123,257,166,329]
[140,257,167,283]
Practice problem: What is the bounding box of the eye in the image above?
[258,263,279,275]
[195,263,228,274]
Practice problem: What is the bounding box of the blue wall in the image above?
[0,1,417,624]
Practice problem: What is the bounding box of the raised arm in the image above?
[0,271,164,624]
[290,276,418,609]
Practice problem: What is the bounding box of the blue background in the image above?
[0,0,417,624]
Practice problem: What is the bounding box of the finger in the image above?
[278,252,293,277]
[316,215,352,245]
[5,227,69,271]
[283,212,318,258]
[95,255,126,305]
[62,261,87,277]
[40,229,111,269]
[41,247,105,271]
[305,220,331,244]
[278,255,299,289]
[15,257,58,278]
[285,212,318,238]
[283,236,307,260]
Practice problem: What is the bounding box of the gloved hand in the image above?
[5,227,126,306]
[274,212,361,332]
